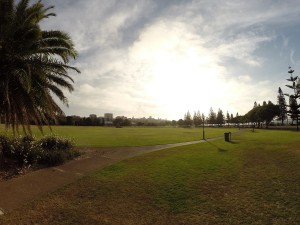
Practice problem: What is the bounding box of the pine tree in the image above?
[208,107,216,125]
[284,67,300,131]
[193,112,197,126]
[184,111,192,127]
[216,109,225,126]
[193,111,202,127]
[226,111,230,124]
[277,87,287,125]
[197,111,203,125]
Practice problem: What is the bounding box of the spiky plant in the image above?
[0,0,80,135]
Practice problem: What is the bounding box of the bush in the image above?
[0,135,79,167]
[38,135,79,166]
[40,149,80,166]
[0,135,42,165]
[13,136,41,165]
[0,135,10,165]
[0,135,13,158]
[39,135,73,151]
[0,135,18,157]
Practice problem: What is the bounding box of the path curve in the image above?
[0,136,223,213]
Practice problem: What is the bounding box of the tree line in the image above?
[177,67,300,129]
[178,109,240,127]
[53,115,172,127]
[179,100,280,129]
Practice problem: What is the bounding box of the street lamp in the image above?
[202,114,205,140]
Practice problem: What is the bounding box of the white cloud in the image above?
[42,0,300,119]
[290,50,295,65]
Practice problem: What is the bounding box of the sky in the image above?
[41,0,300,120]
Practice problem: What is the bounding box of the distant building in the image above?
[89,114,97,119]
[104,113,113,126]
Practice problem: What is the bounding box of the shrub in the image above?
[0,135,10,165]
[38,135,79,166]
[0,135,42,166]
[0,135,13,158]
[39,135,73,151]
[0,134,79,167]
[13,135,42,165]
[39,149,80,166]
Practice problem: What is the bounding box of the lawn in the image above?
[0,125,237,147]
[0,129,299,224]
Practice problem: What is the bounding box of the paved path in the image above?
[0,137,223,213]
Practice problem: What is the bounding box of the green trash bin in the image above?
[224,132,231,142]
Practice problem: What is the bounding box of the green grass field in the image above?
[0,125,237,147]
[1,129,299,224]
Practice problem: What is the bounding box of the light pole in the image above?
[202,114,205,140]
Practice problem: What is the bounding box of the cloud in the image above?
[290,50,295,65]
[41,0,300,119]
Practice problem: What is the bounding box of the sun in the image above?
[143,50,227,119]
[129,20,232,119]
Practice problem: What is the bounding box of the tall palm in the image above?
[0,0,80,135]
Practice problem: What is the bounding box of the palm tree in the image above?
[0,0,80,135]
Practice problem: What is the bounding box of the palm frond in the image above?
[0,0,80,135]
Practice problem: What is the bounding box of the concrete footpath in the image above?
[0,137,222,213]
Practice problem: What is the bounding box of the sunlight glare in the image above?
[144,49,227,118]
